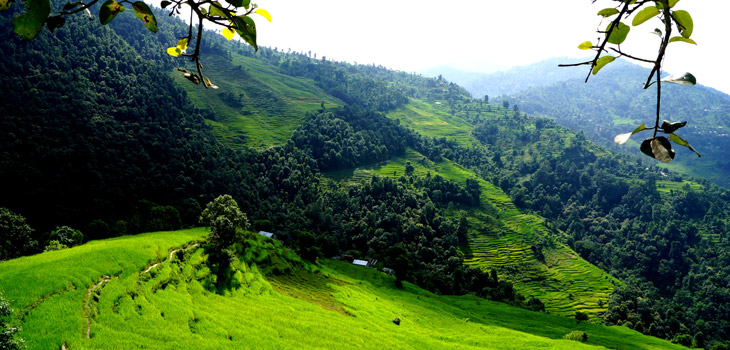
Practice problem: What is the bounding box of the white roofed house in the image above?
[352,259,369,267]
[258,231,274,239]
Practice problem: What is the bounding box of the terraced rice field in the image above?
[0,229,683,350]
[328,149,617,318]
[387,99,482,148]
[655,180,704,200]
[175,54,340,149]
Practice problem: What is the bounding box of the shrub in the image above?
[575,311,589,323]
[87,219,110,239]
[1,293,25,350]
[0,207,37,261]
[44,240,68,252]
[671,334,692,347]
[49,226,84,247]
[564,330,588,342]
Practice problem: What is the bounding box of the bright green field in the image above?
[326,149,617,318]
[388,99,482,148]
[655,179,704,199]
[0,229,683,349]
[174,54,340,149]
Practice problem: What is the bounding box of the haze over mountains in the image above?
[424,59,730,188]
[2,4,730,350]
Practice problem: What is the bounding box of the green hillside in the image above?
[0,230,683,350]
[176,54,341,149]
[4,6,730,348]
[326,148,617,318]
[499,59,730,188]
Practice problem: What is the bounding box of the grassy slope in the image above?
[389,99,482,148]
[174,54,340,149]
[0,230,683,350]
[384,101,618,317]
[326,148,616,318]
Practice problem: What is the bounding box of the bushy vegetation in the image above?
[3,3,730,348]
[0,293,25,350]
[0,229,686,350]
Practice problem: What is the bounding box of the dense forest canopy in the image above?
[1,2,730,348]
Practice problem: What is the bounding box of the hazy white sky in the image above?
[251,0,730,95]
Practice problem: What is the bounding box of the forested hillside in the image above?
[498,59,730,188]
[2,3,730,349]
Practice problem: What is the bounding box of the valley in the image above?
[2,4,730,349]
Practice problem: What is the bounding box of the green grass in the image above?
[611,114,636,126]
[174,54,340,149]
[388,99,481,148]
[0,229,683,349]
[325,149,618,318]
[655,180,704,199]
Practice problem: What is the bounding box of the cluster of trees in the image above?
[502,59,730,187]
[0,11,240,236]
[292,106,411,171]
[4,4,730,347]
[421,97,730,347]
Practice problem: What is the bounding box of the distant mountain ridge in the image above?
[494,59,730,187]
[420,58,589,98]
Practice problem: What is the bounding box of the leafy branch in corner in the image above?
[1,0,271,89]
[560,0,701,163]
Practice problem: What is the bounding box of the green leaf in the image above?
[669,133,701,158]
[606,22,630,45]
[99,0,124,25]
[656,0,679,9]
[661,120,687,133]
[12,0,50,40]
[614,123,647,145]
[598,8,619,18]
[208,1,226,18]
[254,8,271,22]
[232,15,257,51]
[632,6,660,26]
[593,56,616,75]
[578,41,593,50]
[672,10,693,38]
[1,0,15,11]
[230,0,249,8]
[631,123,648,135]
[46,15,65,32]
[641,137,675,162]
[652,28,662,37]
[661,72,696,86]
[221,27,234,41]
[132,1,157,33]
[669,36,696,45]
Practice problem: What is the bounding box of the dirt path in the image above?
[85,275,110,338]
[83,243,200,339]
[142,243,198,274]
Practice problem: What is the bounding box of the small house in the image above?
[352,259,369,267]
[258,231,274,239]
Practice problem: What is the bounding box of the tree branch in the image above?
[608,48,655,64]
[582,1,633,83]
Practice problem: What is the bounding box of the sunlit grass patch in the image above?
[0,228,684,349]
